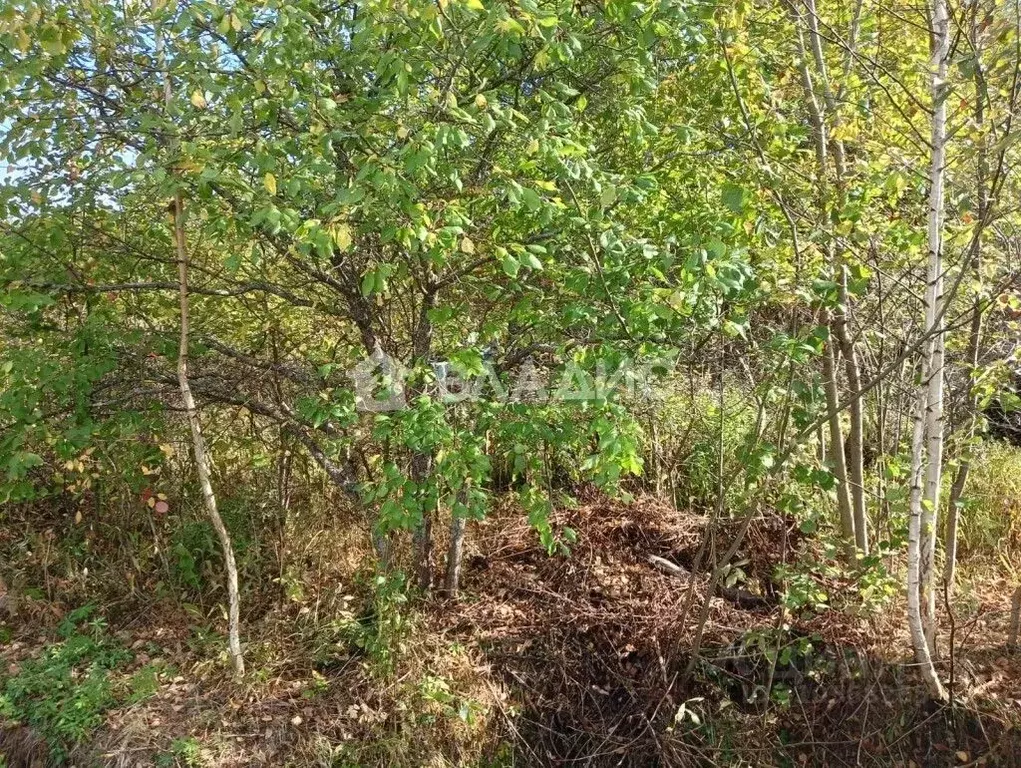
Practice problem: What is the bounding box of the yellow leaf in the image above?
[527,138,539,154]
[254,80,266,94]
[230,12,242,31]
[147,497,156,508]
[474,93,488,109]
[397,125,410,139]
[74,510,82,524]
[464,0,485,9]
[263,172,277,195]
[190,90,207,109]
[331,223,353,252]
[495,17,524,35]
[460,236,475,254]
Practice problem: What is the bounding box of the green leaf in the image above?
[502,253,520,278]
[721,182,747,214]
[361,270,377,297]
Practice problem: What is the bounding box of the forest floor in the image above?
[2,494,1020,767]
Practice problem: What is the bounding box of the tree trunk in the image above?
[445,513,466,598]
[920,331,945,652]
[787,5,861,558]
[411,451,434,591]
[907,382,946,699]
[410,290,437,591]
[920,0,951,653]
[155,0,242,678]
[834,293,868,555]
[800,0,869,555]
[372,529,393,572]
[822,315,857,558]
[173,193,245,679]
[944,460,968,586]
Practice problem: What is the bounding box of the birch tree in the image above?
[919,0,951,652]
[905,0,950,697]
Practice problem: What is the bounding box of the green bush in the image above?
[0,605,130,763]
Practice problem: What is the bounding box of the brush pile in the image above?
[445,494,1021,766]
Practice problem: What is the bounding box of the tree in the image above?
[905,0,950,700]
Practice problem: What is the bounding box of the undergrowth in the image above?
[0,605,133,763]
[958,441,1021,557]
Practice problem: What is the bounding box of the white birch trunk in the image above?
[907,381,946,699]
[920,0,951,652]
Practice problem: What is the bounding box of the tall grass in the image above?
[955,442,1021,560]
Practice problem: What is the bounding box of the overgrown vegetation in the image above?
[2,0,1021,764]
